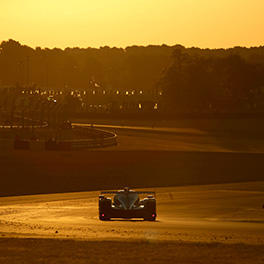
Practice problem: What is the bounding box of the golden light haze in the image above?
[1,0,264,48]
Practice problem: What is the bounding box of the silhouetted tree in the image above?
[1,39,264,114]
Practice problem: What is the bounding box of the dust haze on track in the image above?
[0,181,263,244]
[0,181,264,263]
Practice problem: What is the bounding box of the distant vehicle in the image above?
[99,187,156,221]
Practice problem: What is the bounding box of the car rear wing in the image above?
[100,191,156,196]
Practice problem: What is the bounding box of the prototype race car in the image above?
[99,187,156,221]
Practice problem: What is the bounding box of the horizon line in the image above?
[1,39,264,51]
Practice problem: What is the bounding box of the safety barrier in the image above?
[45,128,117,151]
[0,125,117,151]
[0,122,48,129]
[14,139,30,150]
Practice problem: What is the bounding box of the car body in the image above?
[99,187,156,221]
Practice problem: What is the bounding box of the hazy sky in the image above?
[1,0,264,49]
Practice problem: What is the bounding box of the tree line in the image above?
[159,47,264,113]
[0,39,171,93]
[1,39,264,114]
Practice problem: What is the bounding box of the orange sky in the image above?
[1,0,264,49]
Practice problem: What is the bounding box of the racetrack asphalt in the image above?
[73,122,264,153]
[0,182,263,263]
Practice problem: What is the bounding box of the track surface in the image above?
[73,122,264,152]
[1,179,264,264]
[1,120,264,263]
[0,182,263,244]
[0,182,264,263]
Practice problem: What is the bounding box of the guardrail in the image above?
[1,124,117,151]
[68,135,117,150]
[67,127,118,150]
[0,122,48,129]
[44,128,118,151]
[45,133,117,151]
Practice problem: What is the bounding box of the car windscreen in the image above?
[116,192,139,209]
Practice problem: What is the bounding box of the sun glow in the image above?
[1,0,264,48]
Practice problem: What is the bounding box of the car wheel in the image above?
[99,214,110,221]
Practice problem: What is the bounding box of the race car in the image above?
[99,187,156,221]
